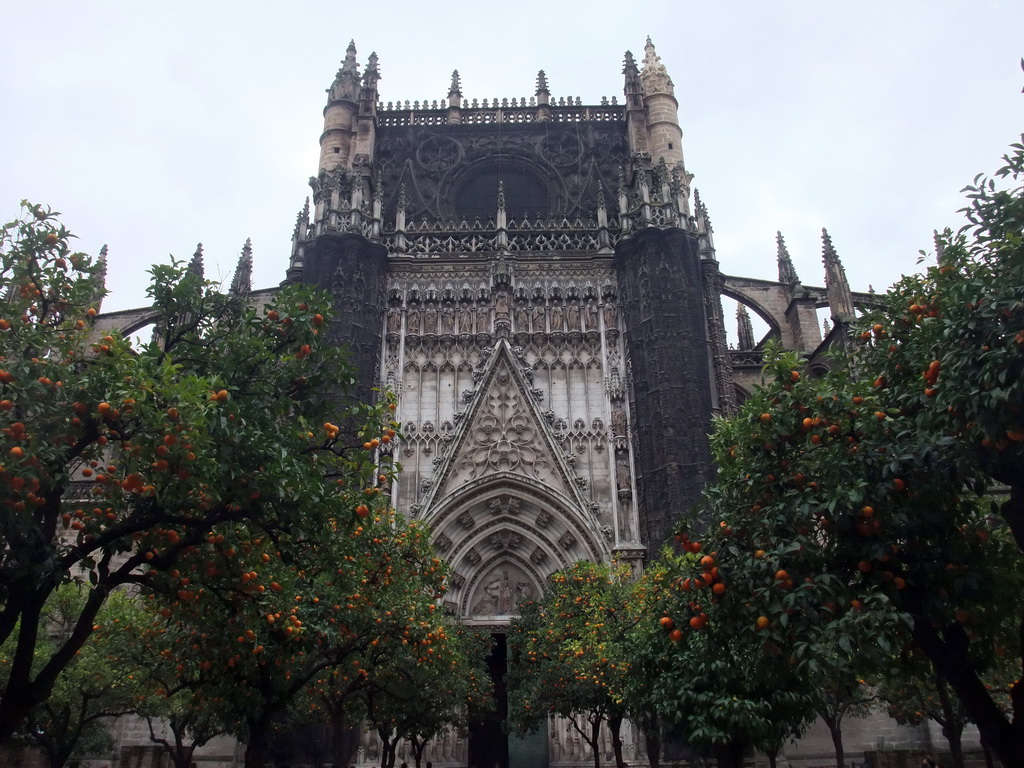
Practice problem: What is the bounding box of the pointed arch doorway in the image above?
[467,632,548,768]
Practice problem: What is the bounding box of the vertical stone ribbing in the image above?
[702,259,736,415]
[302,233,388,405]
[615,228,715,547]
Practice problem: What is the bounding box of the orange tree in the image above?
[506,560,649,768]
[636,547,820,768]
[874,530,1023,768]
[0,202,394,742]
[1,587,142,768]
[661,138,1024,767]
[128,509,444,768]
[350,619,493,768]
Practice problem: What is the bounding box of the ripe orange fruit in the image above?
[355,504,370,518]
[759,413,772,423]
[774,569,788,582]
[756,616,770,630]
[668,628,683,642]
[712,582,726,596]
[659,616,674,630]
[790,371,800,382]
[689,614,707,630]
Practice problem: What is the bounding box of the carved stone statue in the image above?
[516,303,530,332]
[611,407,626,437]
[406,307,420,334]
[386,306,401,333]
[458,303,473,334]
[494,292,510,320]
[603,301,618,329]
[549,302,564,331]
[424,305,437,334]
[584,300,599,331]
[476,304,491,332]
[567,302,581,331]
[440,302,456,334]
[532,304,546,332]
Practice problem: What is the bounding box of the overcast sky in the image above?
[2,1,1021,334]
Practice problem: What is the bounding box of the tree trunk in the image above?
[244,712,276,768]
[378,728,399,768]
[410,735,428,768]
[641,714,660,768]
[766,744,779,768]
[713,739,745,768]
[821,712,845,768]
[912,617,1024,767]
[328,709,360,768]
[608,714,626,768]
[591,717,602,768]
[935,672,965,768]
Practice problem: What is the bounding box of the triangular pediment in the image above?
[420,340,589,516]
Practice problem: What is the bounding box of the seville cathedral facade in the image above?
[97,39,940,768]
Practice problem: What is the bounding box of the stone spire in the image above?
[362,51,379,88]
[327,40,361,103]
[448,70,462,101]
[776,231,800,286]
[622,50,640,92]
[230,239,253,296]
[736,304,755,351]
[92,244,108,313]
[187,244,204,278]
[293,198,310,240]
[535,70,550,110]
[822,228,855,323]
[639,37,674,96]
[694,189,716,259]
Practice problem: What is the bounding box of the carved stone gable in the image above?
[422,341,587,513]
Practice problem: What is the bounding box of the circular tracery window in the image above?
[454,167,548,221]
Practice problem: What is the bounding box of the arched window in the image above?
[454,167,548,221]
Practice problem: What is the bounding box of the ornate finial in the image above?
[230,239,253,296]
[342,40,358,75]
[188,244,204,277]
[822,228,855,322]
[694,190,713,233]
[362,51,380,88]
[639,36,674,95]
[535,70,550,95]
[596,180,607,210]
[329,41,361,102]
[736,304,755,351]
[374,172,384,202]
[397,182,407,211]
[821,228,838,266]
[448,70,462,98]
[933,229,946,261]
[617,166,627,196]
[293,198,310,239]
[776,231,800,286]
[497,180,506,210]
[822,317,832,335]
[623,50,637,74]
[90,245,108,308]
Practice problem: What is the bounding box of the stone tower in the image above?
[287,39,733,580]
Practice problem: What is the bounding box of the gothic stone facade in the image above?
[96,40,900,768]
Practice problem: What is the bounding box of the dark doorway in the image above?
[468,633,508,768]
